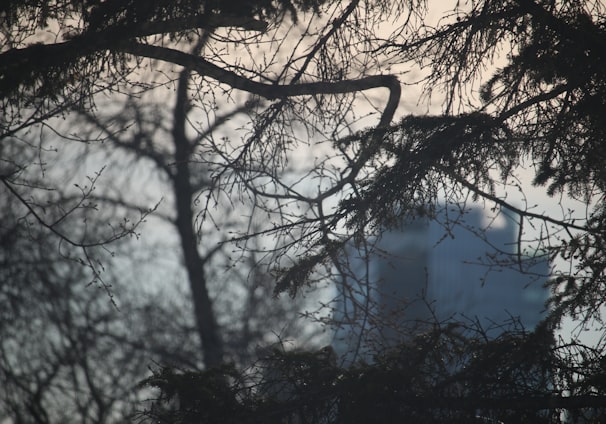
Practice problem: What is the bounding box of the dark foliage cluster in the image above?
[140,325,605,423]
[272,1,606,329]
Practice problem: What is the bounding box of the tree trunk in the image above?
[171,64,224,368]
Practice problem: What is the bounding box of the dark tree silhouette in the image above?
[2,0,606,421]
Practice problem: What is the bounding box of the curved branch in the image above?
[118,42,401,127]
[119,42,400,208]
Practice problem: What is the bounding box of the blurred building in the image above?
[333,207,550,363]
